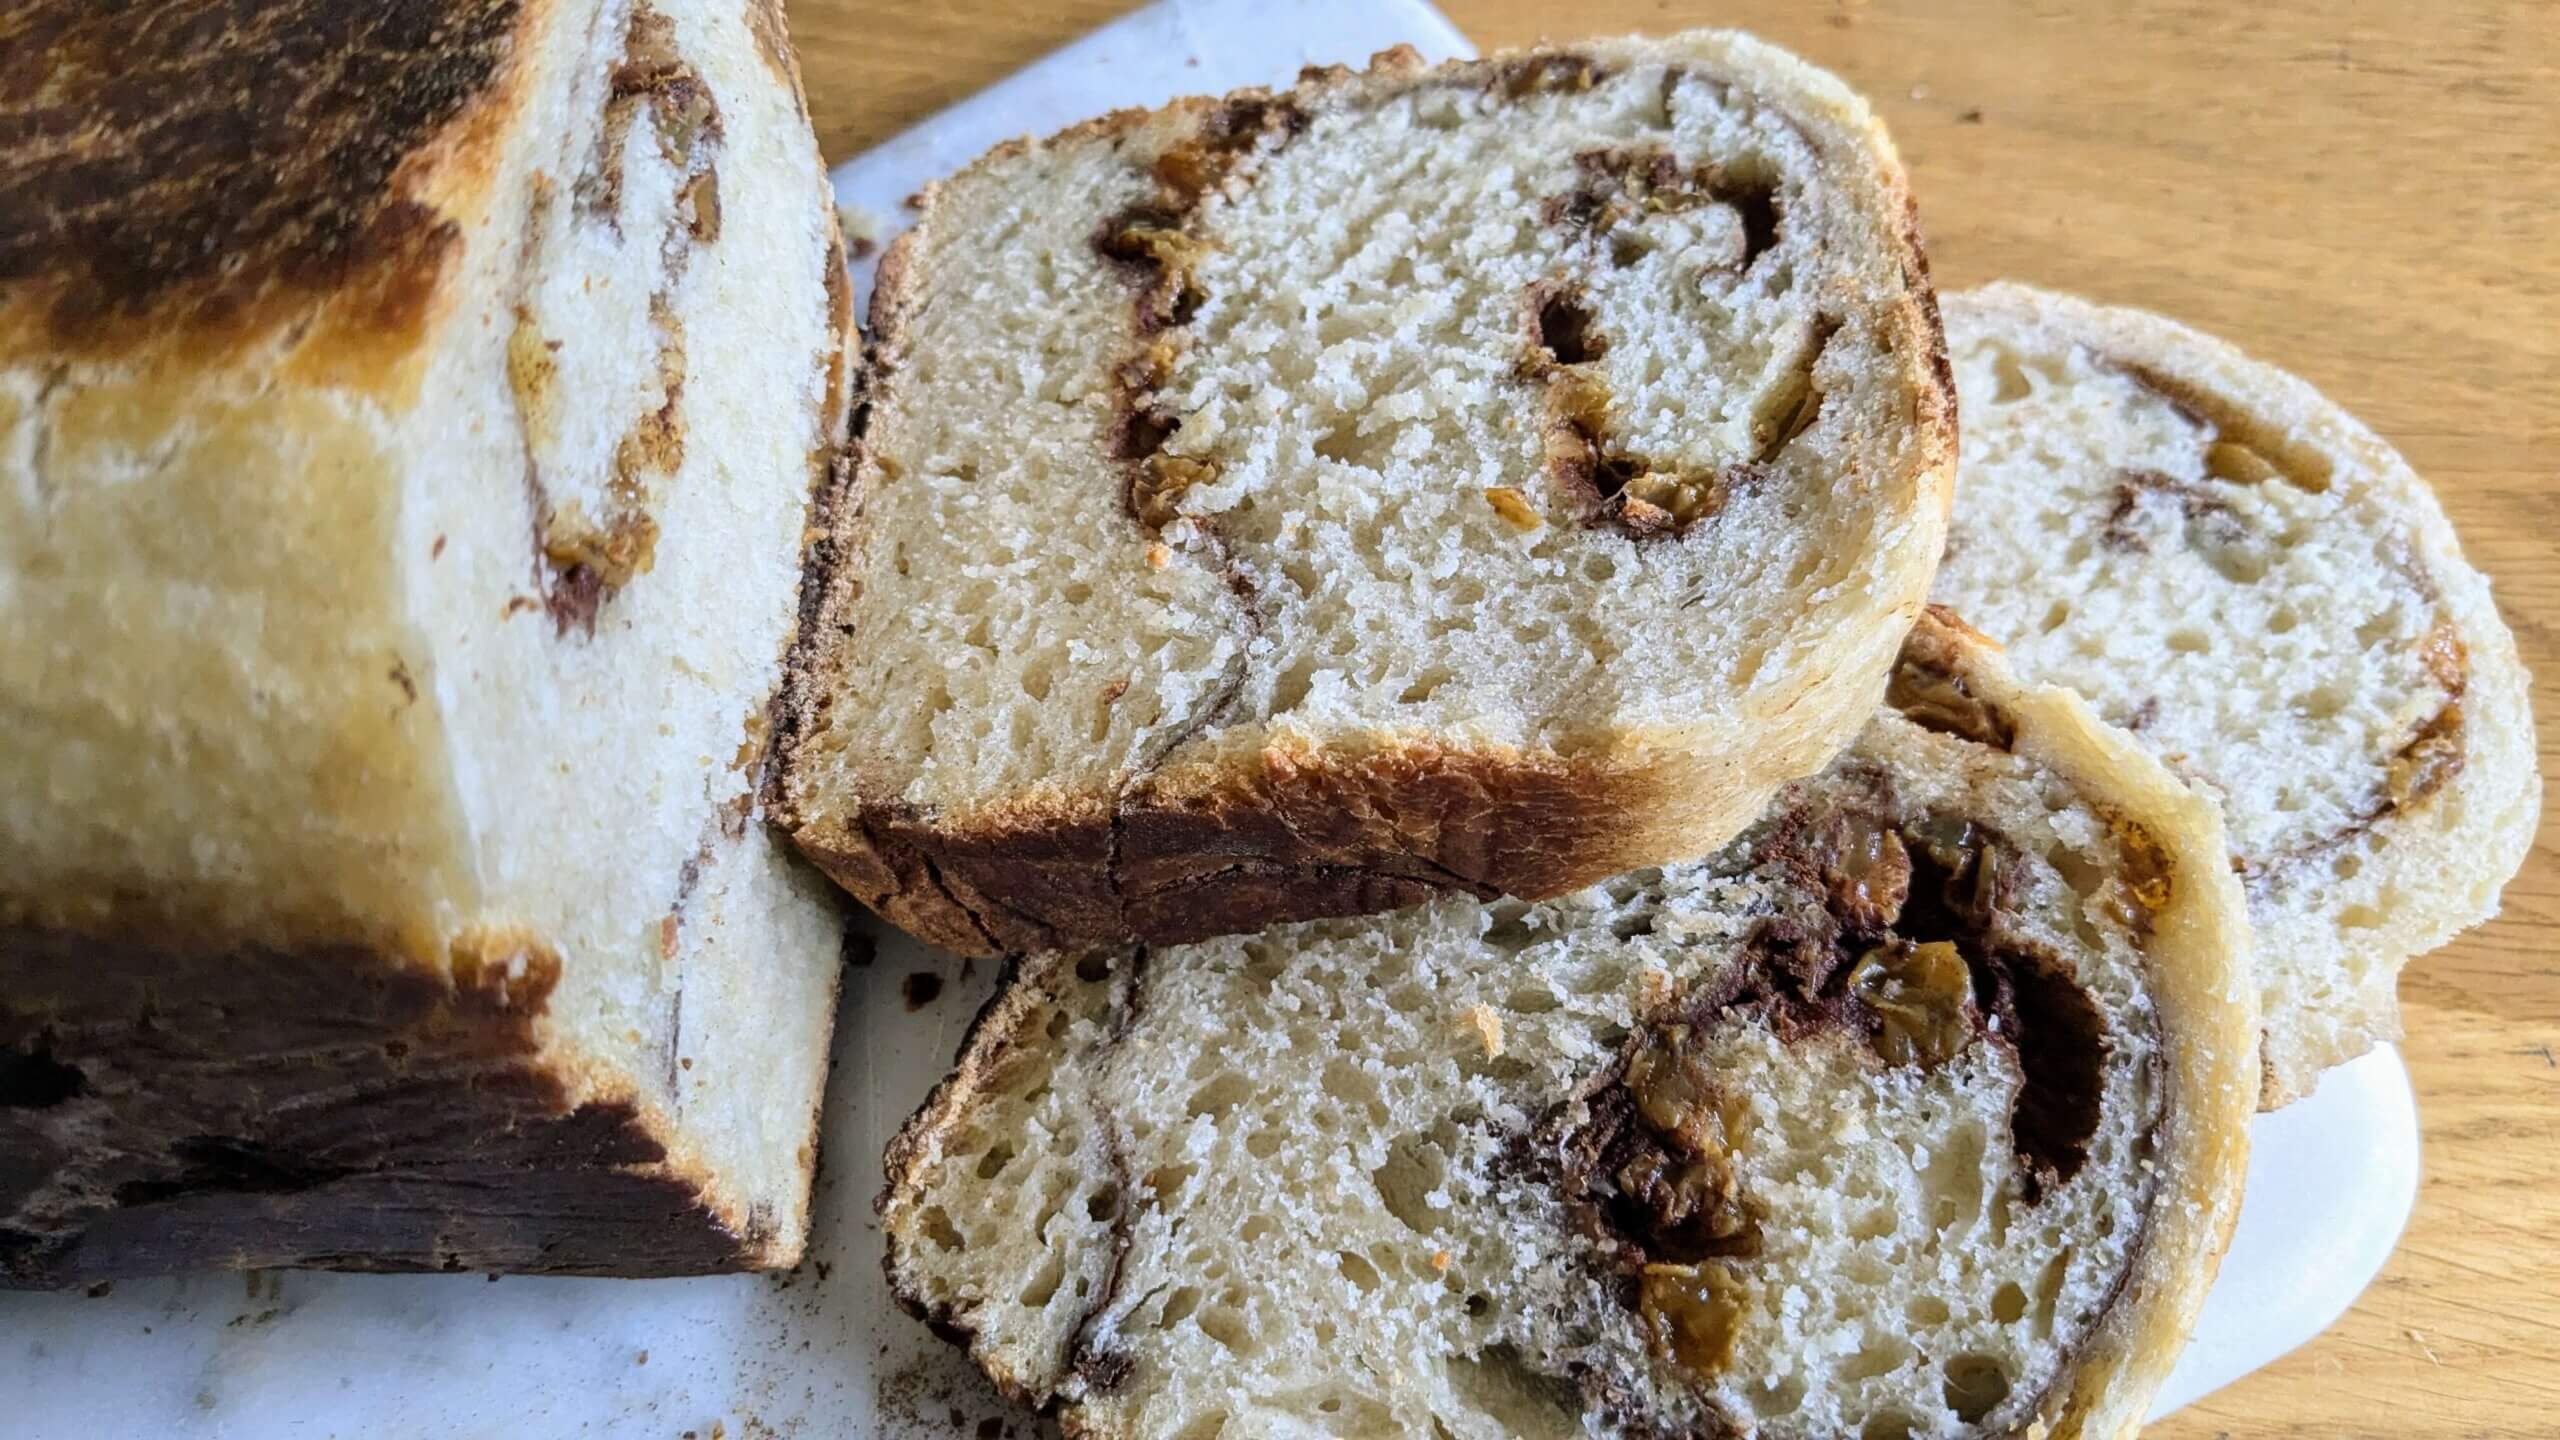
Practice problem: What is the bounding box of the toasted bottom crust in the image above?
[0,924,777,1287]
[796,721,1864,960]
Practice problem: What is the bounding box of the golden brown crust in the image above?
[0,0,528,365]
[0,921,767,1288]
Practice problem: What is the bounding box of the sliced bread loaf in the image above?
[1,0,850,1283]
[780,33,1957,957]
[878,611,2256,1439]
[1933,283,2538,1105]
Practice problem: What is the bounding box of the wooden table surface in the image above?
[787,3,2560,1433]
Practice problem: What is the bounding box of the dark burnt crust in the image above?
[0,0,521,351]
[0,924,752,1288]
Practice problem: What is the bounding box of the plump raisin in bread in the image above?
[1933,283,2538,1106]
[780,33,1956,958]
[0,0,851,1284]
[879,612,2255,1439]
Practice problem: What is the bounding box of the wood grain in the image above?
[785,2,2560,1432]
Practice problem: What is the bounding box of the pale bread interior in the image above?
[790,36,1947,829]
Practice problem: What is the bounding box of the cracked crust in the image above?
[779,33,1957,959]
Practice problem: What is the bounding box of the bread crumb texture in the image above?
[880,629,2235,1437]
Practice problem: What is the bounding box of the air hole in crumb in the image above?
[1906,1295,1950,1326]
[1611,912,1656,940]
[1021,666,1053,702]
[2292,682,2351,720]
[1075,953,1113,984]
[2268,606,2301,634]
[1147,1163,1196,1200]
[1533,290,1605,365]
[1848,1206,1898,1241]
[1482,904,1539,953]
[1398,668,1455,705]
[1197,1303,1249,1353]
[1991,1281,2029,1323]
[2334,852,2363,880]
[2166,628,2210,654]
[2041,600,2072,634]
[1270,658,1318,716]
[1583,554,1619,583]
[1086,1185,1122,1223]
[1758,1373,1808,1416]
[2340,903,2385,930]
[1990,350,2034,403]
[1019,1251,1066,1306]
[1315,415,1390,467]
[1188,1073,1253,1118]
[1505,988,1561,1015]
[918,1206,962,1250]
[1842,1336,1909,1382]
[1337,1251,1382,1292]
[1240,1215,1278,1244]
[1159,1285,1203,1326]
[1245,1129,1283,1158]
[1942,1355,2012,1423]
[1375,1138,1447,1233]
[1465,1293,1491,1317]
[1044,1009,1072,1041]
[974,1143,1016,1181]
[1860,1412,1917,1440]
[1610,232,1653,268]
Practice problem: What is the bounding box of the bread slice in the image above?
[0,0,851,1284]
[1932,283,2539,1106]
[779,32,1957,957]
[877,611,2256,1439]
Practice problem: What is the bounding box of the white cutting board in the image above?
[0,2,2414,1434]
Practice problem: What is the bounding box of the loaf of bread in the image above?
[1933,283,2538,1105]
[0,0,851,1284]
[878,611,2256,1439]
[780,33,1957,958]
